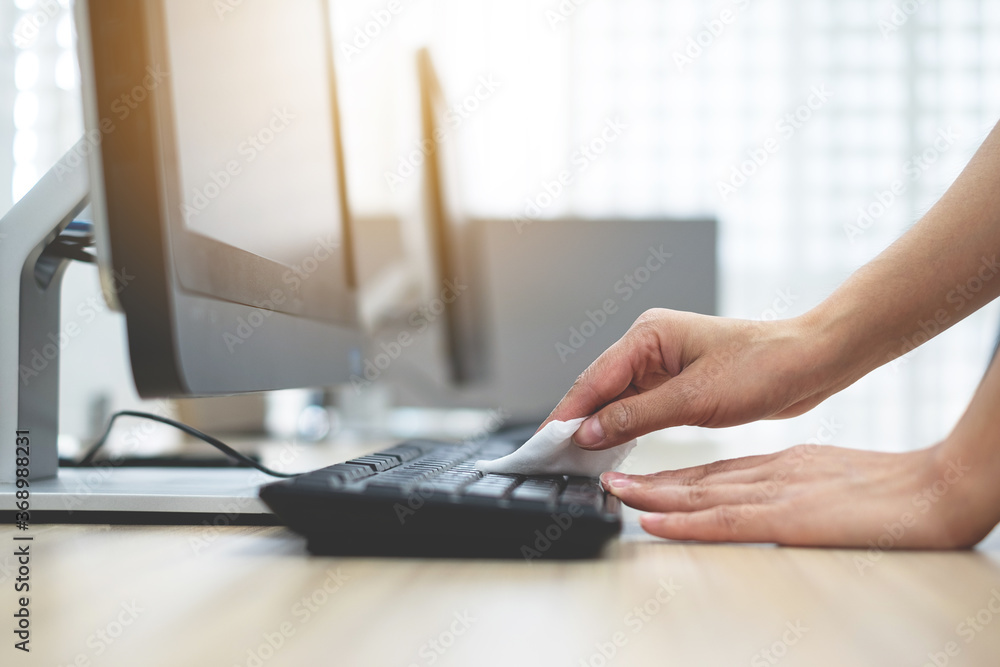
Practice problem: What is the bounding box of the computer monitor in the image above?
[81,0,361,397]
[369,49,718,423]
[345,49,485,403]
[0,0,361,519]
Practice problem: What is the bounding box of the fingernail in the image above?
[608,476,634,490]
[601,472,633,491]
[574,416,605,448]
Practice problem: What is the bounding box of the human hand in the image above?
[544,308,850,451]
[600,443,992,548]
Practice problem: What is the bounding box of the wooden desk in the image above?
[5,436,1000,667]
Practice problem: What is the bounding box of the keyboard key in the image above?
[559,491,604,511]
[364,476,417,492]
[378,445,424,462]
[564,477,602,492]
[437,471,482,482]
[560,478,604,505]
[510,479,562,505]
[349,455,399,472]
[321,462,377,483]
[287,473,337,490]
[462,476,519,499]
[518,478,566,491]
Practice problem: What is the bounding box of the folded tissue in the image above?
[475,417,636,476]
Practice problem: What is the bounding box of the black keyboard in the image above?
[259,436,621,559]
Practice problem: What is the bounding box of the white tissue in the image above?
[475,417,636,476]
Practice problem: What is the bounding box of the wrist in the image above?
[929,436,1000,547]
[785,304,869,399]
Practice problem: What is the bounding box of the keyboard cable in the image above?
[76,410,301,478]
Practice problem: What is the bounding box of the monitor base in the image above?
[0,467,275,524]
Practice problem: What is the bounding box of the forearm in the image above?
[802,120,1000,393]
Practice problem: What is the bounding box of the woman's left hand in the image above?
[602,443,991,549]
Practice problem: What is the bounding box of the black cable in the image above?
[45,242,96,263]
[78,410,301,478]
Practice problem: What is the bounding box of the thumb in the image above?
[572,378,700,450]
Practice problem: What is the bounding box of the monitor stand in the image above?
[0,140,275,524]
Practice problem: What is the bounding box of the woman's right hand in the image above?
[543,308,850,451]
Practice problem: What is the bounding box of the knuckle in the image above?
[573,361,599,388]
[681,465,711,486]
[715,506,744,534]
[606,401,636,437]
[785,444,808,458]
[627,310,668,347]
[568,368,601,403]
[634,308,667,327]
[686,481,707,506]
[671,378,714,426]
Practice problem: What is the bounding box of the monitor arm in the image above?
[0,139,91,482]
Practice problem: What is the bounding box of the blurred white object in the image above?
[476,417,635,476]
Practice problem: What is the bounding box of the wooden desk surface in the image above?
[5,436,1000,667]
